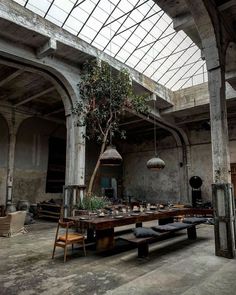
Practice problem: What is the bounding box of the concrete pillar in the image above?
[185,0,235,259]
[5,111,24,206]
[6,131,16,204]
[208,66,235,258]
[64,112,86,216]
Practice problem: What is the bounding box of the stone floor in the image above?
[0,220,235,295]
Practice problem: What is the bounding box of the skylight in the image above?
[13,0,207,91]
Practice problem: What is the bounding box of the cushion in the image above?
[183,217,207,224]
[152,224,177,232]
[168,222,192,229]
[133,227,161,237]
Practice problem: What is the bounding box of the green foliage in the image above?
[77,195,109,211]
[73,59,149,143]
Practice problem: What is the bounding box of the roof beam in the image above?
[0,69,23,87]
[36,39,57,59]
[173,12,195,31]
[43,107,64,117]
[218,1,236,11]
[14,87,55,107]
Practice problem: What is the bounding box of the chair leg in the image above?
[72,244,74,251]
[52,243,57,259]
[64,245,67,262]
[82,239,86,256]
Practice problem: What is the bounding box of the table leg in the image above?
[136,222,142,228]
[138,242,149,258]
[87,228,95,241]
[96,228,115,251]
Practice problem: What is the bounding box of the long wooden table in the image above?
[67,208,213,251]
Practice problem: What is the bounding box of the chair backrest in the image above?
[0,211,26,236]
[0,215,11,236]
[9,211,26,233]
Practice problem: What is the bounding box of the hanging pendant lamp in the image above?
[146,99,165,171]
[147,155,165,171]
[100,145,122,166]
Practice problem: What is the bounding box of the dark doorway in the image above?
[46,137,66,193]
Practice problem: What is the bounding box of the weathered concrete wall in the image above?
[122,122,236,205]
[122,135,182,203]
[0,115,8,205]
[13,117,66,204]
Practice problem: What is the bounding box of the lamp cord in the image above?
[109,0,112,146]
[154,99,157,157]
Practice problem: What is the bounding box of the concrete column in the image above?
[64,113,86,216]
[5,111,24,206]
[6,131,16,204]
[208,66,235,258]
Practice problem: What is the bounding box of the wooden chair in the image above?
[0,211,27,237]
[52,219,86,262]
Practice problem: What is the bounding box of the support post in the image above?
[64,112,86,217]
[6,131,16,205]
[209,67,235,258]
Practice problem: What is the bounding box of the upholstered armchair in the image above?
[0,211,27,237]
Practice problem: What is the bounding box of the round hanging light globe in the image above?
[146,156,165,171]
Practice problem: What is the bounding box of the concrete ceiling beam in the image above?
[37,39,57,59]
[14,86,55,107]
[0,0,173,108]
[218,1,236,12]
[43,107,64,117]
[0,69,23,87]
[173,12,195,31]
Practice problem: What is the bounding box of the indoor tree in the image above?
[73,59,149,195]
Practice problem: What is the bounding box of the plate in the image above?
[79,217,89,220]
[114,215,123,219]
[146,211,154,214]
[131,213,140,216]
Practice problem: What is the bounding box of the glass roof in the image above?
[13,0,207,91]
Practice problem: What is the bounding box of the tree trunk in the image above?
[87,130,109,195]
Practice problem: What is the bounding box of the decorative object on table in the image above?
[76,194,109,212]
[146,99,165,171]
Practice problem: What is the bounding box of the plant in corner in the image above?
[73,59,149,195]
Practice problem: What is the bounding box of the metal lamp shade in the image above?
[146,156,165,171]
[100,145,122,166]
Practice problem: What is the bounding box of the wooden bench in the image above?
[119,222,197,258]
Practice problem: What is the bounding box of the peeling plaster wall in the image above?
[0,115,8,205]
[13,117,66,204]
